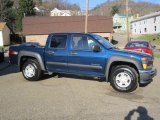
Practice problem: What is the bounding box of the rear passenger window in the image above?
[50,35,67,49]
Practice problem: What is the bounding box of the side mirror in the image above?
[92,45,101,52]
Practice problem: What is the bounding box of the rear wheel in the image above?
[110,65,138,92]
[22,59,42,81]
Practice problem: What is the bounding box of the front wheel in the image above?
[110,65,138,92]
[22,59,42,81]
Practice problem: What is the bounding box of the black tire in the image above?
[22,59,42,81]
[110,65,138,92]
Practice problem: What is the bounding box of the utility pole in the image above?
[126,0,129,42]
[0,0,3,21]
[85,0,89,33]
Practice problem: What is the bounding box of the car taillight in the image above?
[9,50,18,55]
[145,49,152,55]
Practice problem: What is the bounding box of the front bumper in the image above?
[139,68,157,84]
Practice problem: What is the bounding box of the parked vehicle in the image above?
[9,33,157,92]
[0,48,4,62]
[124,40,155,56]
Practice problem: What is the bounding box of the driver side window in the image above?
[71,35,97,50]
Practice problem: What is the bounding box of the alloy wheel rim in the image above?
[115,72,132,88]
[24,64,35,78]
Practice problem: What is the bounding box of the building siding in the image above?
[0,31,3,46]
[2,25,10,45]
[131,14,160,35]
[95,33,112,41]
[26,35,48,46]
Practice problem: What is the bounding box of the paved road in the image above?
[0,58,160,120]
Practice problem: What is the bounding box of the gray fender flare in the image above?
[105,56,142,82]
[18,51,45,71]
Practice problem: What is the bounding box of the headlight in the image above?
[141,57,153,69]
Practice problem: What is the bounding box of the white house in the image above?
[34,6,45,16]
[131,11,160,35]
[0,22,11,46]
[50,8,71,16]
[34,6,41,12]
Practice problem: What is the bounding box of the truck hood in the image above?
[111,48,152,58]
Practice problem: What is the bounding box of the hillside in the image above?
[13,0,80,11]
[90,0,160,17]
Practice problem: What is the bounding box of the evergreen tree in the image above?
[19,0,35,16]
[0,0,15,28]
[16,0,35,31]
[110,5,120,16]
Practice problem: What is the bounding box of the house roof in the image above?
[0,22,6,31]
[50,8,61,13]
[23,16,113,35]
[50,8,71,14]
[131,11,160,23]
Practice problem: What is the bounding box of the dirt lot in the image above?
[0,57,159,120]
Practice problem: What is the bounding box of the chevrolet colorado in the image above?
[9,33,157,92]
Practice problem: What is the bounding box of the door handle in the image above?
[70,52,77,55]
[47,51,54,54]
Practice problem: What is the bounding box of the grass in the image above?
[154,53,160,58]
[138,34,160,45]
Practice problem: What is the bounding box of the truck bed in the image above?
[9,44,45,65]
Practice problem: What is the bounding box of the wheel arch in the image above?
[18,51,45,71]
[105,56,142,82]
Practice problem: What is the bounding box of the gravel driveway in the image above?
[0,58,159,120]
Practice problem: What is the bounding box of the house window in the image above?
[144,28,147,32]
[140,22,141,25]
[135,23,136,26]
[155,26,157,31]
[135,29,136,33]
[140,30,141,34]
[154,17,156,23]
[144,21,145,24]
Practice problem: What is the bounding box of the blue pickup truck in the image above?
[9,33,157,92]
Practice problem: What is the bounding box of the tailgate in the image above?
[9,45,21,65]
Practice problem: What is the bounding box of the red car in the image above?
[124,41,155,56]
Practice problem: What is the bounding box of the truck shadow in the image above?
[124,106,154,120]
[0,57,19,76]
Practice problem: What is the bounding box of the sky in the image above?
[67,0,160,10]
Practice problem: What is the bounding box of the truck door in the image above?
[68,34,106,76]
[45,34,68,72]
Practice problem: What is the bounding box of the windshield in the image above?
[92,34,114,49]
